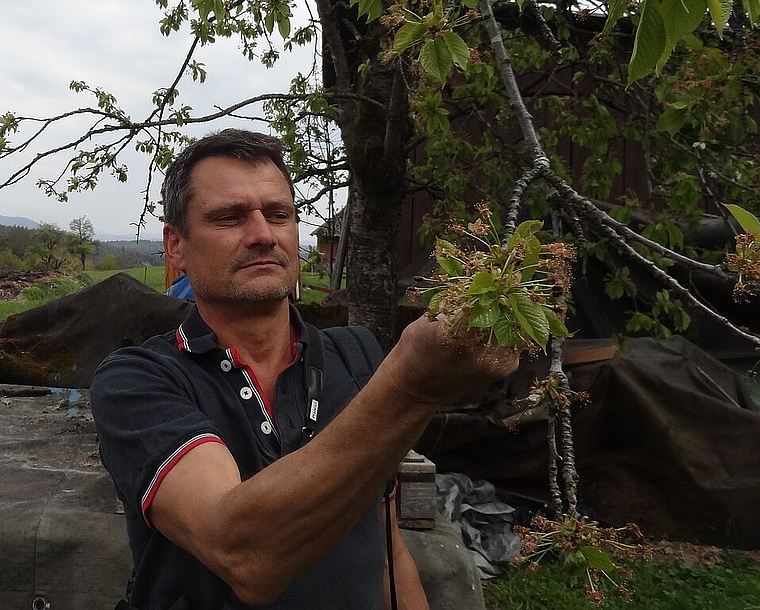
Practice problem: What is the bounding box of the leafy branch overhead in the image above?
[383,1,477,84]
[605,0,760,83]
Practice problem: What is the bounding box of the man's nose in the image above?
[243,211,276,247]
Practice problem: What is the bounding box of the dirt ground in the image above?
[648,540,760,566]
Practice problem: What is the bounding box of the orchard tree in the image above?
[26,223,68,271]
[68,216,99,270]
[0,225,35,259]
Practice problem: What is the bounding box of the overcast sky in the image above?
[0,0,326,243]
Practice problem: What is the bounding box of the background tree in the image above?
[25,223,68,271]
[305,245,326,276]
[67,216,99,270]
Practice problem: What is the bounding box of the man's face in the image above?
[164,156,300,307]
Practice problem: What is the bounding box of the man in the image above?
[91,129,519,610]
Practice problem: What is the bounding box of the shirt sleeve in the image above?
[90,344,224,526]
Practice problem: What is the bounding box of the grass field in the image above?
[483,550,760,609]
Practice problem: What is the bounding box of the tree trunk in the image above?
[345,181,402,349]
[317,1,410,350]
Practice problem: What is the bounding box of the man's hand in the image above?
[383,313,521,407]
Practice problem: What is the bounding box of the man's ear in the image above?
[164,225,186,271]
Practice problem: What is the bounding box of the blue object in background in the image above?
[167,274,195,300]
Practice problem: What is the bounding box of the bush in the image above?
[95,254,122,271]
[0,248,23,272]
[20,285,48,303]
[75,272,95,287]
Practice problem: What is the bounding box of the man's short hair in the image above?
[162,129,295,236]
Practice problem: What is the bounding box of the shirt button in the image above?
[260,421,273,435]
[220,360,232,372]
[240,387,253,400]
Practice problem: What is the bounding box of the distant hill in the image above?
[0,215,40,230]
[99,231,162,241]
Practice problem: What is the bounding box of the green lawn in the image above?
[483,551,760,609]
[300,270,342,304]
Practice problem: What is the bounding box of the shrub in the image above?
[0,248,23,272]
[95,254,121,271]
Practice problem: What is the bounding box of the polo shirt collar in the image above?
[175,303,308,355]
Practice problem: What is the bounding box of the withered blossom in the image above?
[474,200,492,219]
[468,218,490,236]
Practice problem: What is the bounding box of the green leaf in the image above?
[441,31,470,70]
[427,112,450,135]
[264,11,275,34]
[506,221,543,281]
[706,0,734,34]
[507,221,543,282]
[436,238,458,253]
[581,546,617,573]
[628,0,667,83]
[437,255,464,277]
[466,271,497,295]
[747,115,758,134]
[603,0,628,33]
[191,0,214,21]
[349,0,384,22]
[278,16,291,39]
[511,220,544,241]
[742,0,760,23]
[724,204,760,237]
[419,37,453,84]
[656,106,689,135]
[469,302,500,328]
[393,22,426,55]
[544,307,571,338]
[658,0,707,71]
[667,223,684,249]
[509,291,550,350]
[493,316,522,347]
[427,290,443,316]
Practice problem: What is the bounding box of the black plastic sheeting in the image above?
[0,386,131,609]
[417,336,760,550]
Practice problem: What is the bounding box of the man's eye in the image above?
[269,212,292,223]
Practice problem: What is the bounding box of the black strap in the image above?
[300,323,325,447]
[385,497,399,610]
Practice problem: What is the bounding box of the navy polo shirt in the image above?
[91,305,388,610]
